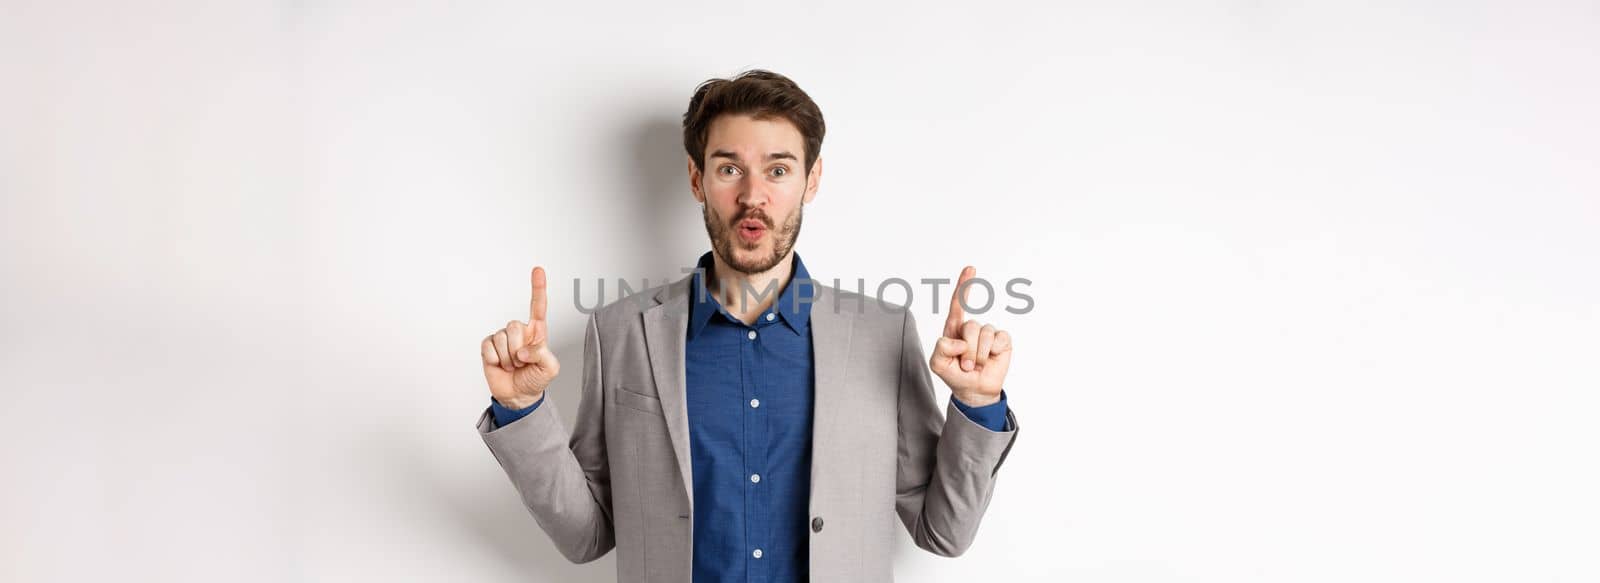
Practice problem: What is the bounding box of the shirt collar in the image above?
[688,250,814,340]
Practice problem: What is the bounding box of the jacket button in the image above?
[811,517,824,533]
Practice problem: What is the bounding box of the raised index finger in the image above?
[529,266,548,323]
[944,265,975,338]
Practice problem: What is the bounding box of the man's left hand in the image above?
[929,266,1012,407]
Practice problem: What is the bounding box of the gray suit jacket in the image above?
[476,274,1019,582]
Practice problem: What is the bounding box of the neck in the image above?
[707,249,794,323]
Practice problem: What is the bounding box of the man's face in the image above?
[689,113,821,275]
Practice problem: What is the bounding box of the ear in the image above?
[687,155,704,203]
[802,155,822,205]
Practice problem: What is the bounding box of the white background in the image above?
[3,1,1598,581]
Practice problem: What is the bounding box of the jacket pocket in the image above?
[613,385,664,414]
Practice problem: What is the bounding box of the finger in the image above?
[492,329,513,372]
[976,324,996,369]
[987,331,1013,373]
[505,320,526,365]
[944,266,976,338]
[961,319,980,371]
[516,321,546,364]
[992,330,1012,355]
[521,318,560,365]
[525,318,547,350]
[529,266,548,323]
[527,343,558,371]
[481,335,501,367]
[931,336,967,373]
[518,341,563,377]
[934,336,968,358]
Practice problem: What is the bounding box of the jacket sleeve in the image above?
[475,311,615,563]
[894,308,1020,557]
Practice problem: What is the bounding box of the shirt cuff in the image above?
[489,393,545,428]
[951,389,1008,432]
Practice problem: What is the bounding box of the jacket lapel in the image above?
[643,275,696,512]
[808,288,855,495]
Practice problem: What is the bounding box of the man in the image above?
[474,70,1019,583]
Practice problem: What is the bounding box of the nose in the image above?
[736,174,771,209]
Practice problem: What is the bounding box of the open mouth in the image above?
[737,219,768,242]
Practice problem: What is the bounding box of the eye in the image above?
[770,166,788,177]
[719,164,743,176]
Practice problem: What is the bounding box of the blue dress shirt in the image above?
[489,251,1008,582]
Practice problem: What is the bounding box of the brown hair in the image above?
[682,69,825,174]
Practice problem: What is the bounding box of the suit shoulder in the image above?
[585,277,680,331]
[811,284,912,327]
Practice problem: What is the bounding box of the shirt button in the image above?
[750,398,760,408]
[750,473,761,483]
[812,517,825,533]
[765,313,775,321]
[752,549,763,559]
[747,330,757,340]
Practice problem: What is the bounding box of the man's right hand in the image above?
[481,266,561,409]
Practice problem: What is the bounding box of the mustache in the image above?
[731,209,773,229]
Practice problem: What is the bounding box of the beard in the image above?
[703,199,804,275]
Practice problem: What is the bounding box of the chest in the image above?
[683,321,816,443]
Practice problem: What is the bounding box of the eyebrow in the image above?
[709,150,799,162]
